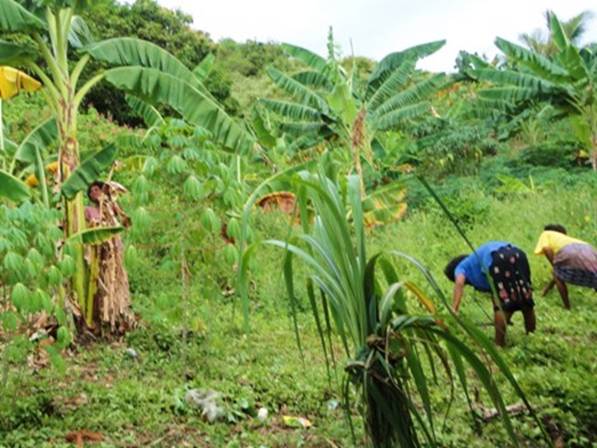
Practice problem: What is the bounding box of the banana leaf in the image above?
[68,226,123,245]
[104,66,255,153]
[61,144,117,199]
[0,169,30,202]
[0,0,46,32]
[14,118,57,164]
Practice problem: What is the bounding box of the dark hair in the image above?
[444,255,468,282]
[544,223,567,234]
[87,180,105,203]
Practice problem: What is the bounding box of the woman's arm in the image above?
[542,278,555,296]
[543,247,555,265]
[452,274,466,314]
[110,201,131,228]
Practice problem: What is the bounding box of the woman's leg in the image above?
[494,310,511,347]
[522,307,536,333]
[554,275,570,309]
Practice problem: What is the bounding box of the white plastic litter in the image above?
[257,407,268,421]
[184,389,224,423]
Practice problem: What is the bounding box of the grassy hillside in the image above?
[1,180,595,447]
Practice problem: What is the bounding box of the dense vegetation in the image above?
[0,1,595,447]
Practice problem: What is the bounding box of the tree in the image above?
[77,0,219,124]
[519,10,593,57]
[468,11,597,170]
[0,0,253,333]
[257,29,448,186]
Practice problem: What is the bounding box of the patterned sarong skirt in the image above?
[554,243,597,289]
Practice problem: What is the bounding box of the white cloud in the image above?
[154,0,597,72]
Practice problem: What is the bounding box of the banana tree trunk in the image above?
[57,100,89,326]
[351,108,367,194]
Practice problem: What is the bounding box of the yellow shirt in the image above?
[534,231,587,255]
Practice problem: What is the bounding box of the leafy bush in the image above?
[0,202,72,388]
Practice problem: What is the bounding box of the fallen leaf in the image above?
[65,430,103,447]
[282,415,312,428]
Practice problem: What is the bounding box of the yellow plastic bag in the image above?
[0,66,41,100]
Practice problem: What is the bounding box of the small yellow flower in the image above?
[46,161,59,173]
[25,174,39,187]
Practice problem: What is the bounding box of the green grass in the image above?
[1,185,596,447]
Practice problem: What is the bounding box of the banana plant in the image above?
[257,28,448,183]
[464,11,597,170]
[0,0,254,332]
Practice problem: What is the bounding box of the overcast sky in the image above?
[155,0,597,72]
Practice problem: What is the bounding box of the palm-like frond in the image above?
[366,59,416,110]
[281,43,328,72]
[478,86,539,104]
[292,70,334,91]
[14,118,57,164]
[367,40,446,94]
[495,37,571,83]
[374,102,432,131]
[474,68,561,93]
[0,169,31,202]
[266,66,328,111]
[371,74,446,120]
[259,98,323,122]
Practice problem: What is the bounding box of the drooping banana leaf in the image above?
[0,40,34,65]
[68,226,123,245]
[0,0,46,32]
[266,66,328,111]
[374,102,432,131]
[61,144,117,199]
[125,95,163,128]
[473,68,559,93]
[371,74,447,120]
[193,53,215,82]
[494,37,571,83]
[0,169,30,202]
[83,37,220,101]
[68,15,94,49]
[250,109,277,149]
[14,118,57,164]
[1,136,17,154]
[260,98,323,122]
[366,58,417,109]
[103,66,255,153]
[281,43,328,72]
[367,40,446,93]
[292,71,333,92]
[82,37,196,84]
